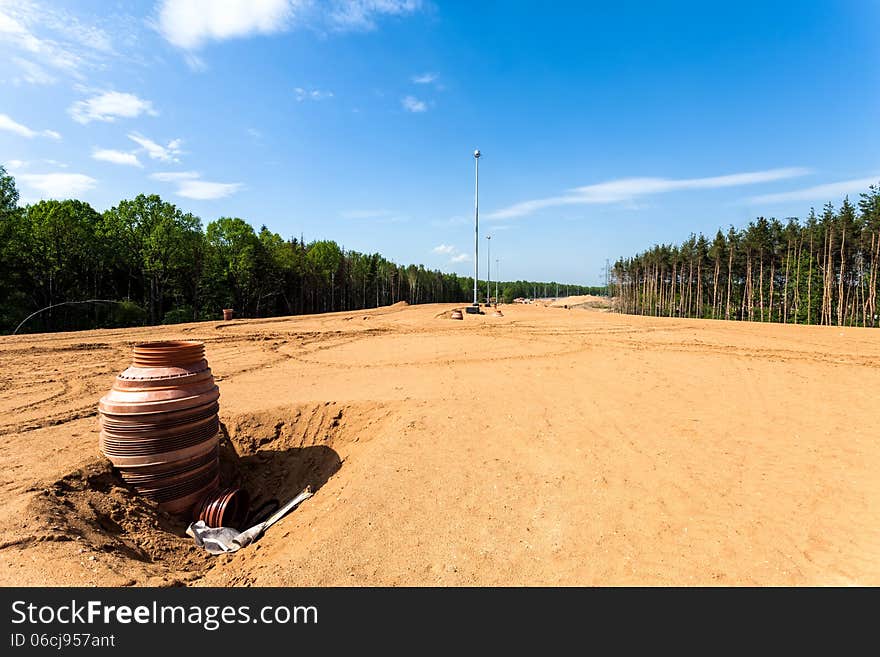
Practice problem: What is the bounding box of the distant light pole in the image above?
[486,234,491,305]
[472,149,481,308]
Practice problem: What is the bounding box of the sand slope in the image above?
[1,302,878,586]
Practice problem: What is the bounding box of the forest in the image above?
[0,165,598,334]
[612,183,880,327]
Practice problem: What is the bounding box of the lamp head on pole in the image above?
[474,149,481,159]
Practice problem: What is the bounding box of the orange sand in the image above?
[1,301,878,586]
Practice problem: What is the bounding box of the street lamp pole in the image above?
[473,149,481,308]
[486,234,491,305]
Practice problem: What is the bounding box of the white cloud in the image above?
[411,72,436,84]
[156,0,293,49]
[747,177,880,205]
[0,113,61,139]
[92,148,142,167]
[69,91,158,124]
[176,180,243,200]
[294,87,334,101]
[0,1,114,81]
[17,172,96,198]
[11,57,56,84]
[487,167,812,219]
[150,171,242,200]
[5,159,27,171]
[149,171,200,182]
[128,133,182,162]
[402,95,427,112]
[328,0,422,31]
[156,0,423,51]
[431,243,470,263]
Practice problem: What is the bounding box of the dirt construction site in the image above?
[0,301,878,586]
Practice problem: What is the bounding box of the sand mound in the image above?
[435,308,466,320]
[548,295,612,309]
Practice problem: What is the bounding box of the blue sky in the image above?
[1,0,878,285]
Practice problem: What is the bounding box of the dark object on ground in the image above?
[193,487,250,529]
[247,499,280,526]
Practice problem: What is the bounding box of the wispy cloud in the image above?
[17,172,96,199]
[150,171,200,182]
[150,171,242,200]
[487,167,812,219]
[11,57,56,85]
[128,133,182,162]
[183,53,207,72]
[294,87,334,101]
[430,215,469,228]
[92,148,142,167]
[0,0,114,81]
[746,177,879,205]
[326,0,423,31]
[0,113,60,139]
[69,91,157,124]
[401,95,427,112]
[156,0,423,50]
[411,72,437,84]
[431,243,470,263]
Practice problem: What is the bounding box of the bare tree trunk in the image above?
[759,252,764,322]
[807,232,814,325]
[793,237,801,323]
[837,228,846,326]
[726,249,733,320]
[768,260,775,323]
[783,241,790,323]
[712,257,720,319]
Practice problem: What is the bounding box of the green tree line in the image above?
[612,183,880,327]
[0,166,592,334]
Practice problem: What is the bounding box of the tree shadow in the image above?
[217,423,342,520]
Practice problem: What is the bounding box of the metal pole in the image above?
[473,150,480,307]
[486,235,491,305]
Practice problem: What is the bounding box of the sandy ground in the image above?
[0,300,878,586]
